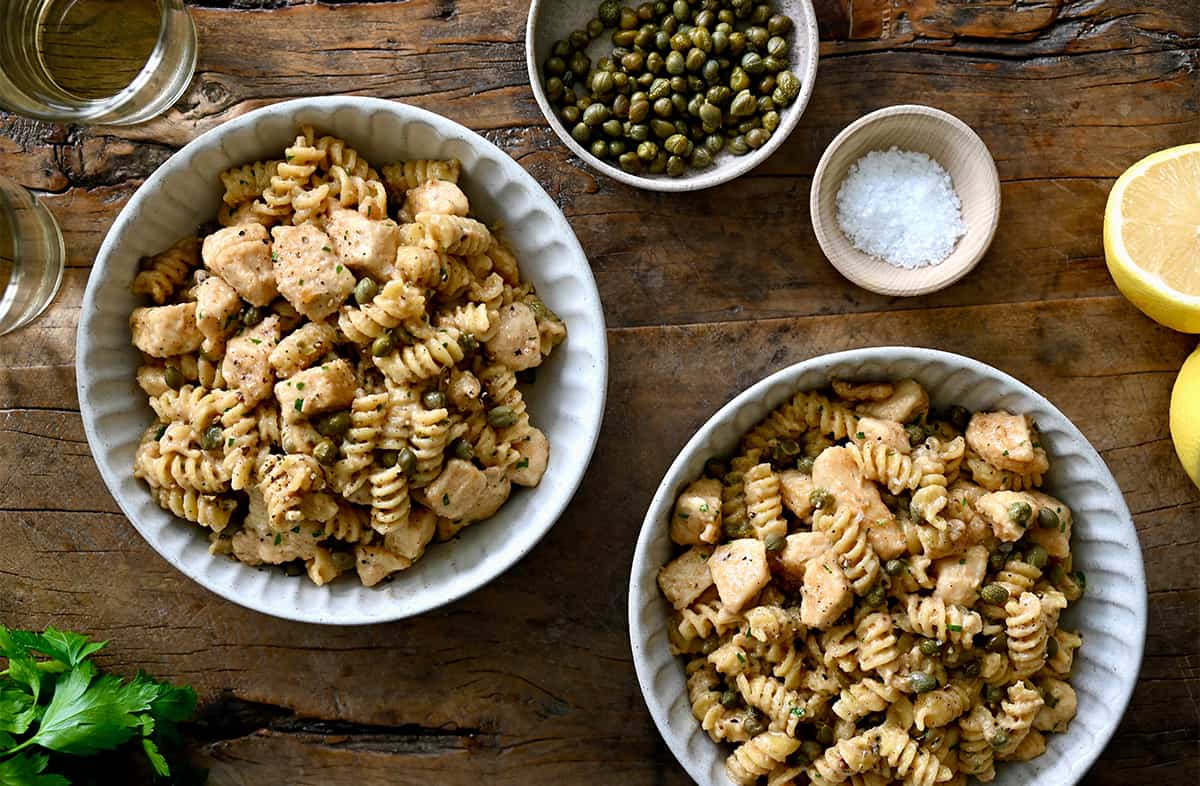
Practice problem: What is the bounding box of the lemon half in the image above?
[1103,144,1200,333]
[1170,344,1200,490]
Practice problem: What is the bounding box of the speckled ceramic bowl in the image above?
[525,0,819,191]
[78,97,608,624]
[629,346,1144,786]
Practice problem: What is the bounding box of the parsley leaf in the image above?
[9,627,107,668]
[0,753,69,786]
[30,661,156,755]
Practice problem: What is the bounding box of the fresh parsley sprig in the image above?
[0,626,197,784]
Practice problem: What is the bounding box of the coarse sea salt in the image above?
[835,147,966,269]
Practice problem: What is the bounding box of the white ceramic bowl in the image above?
[629,347,1145,785]
[78,97,608,624]
[525,0,819,192]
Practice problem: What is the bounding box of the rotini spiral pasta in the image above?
[412,212,492,255]
[735,673,809,736]
[328,164,388,219]
[814,507,881,595]
[219,159,280,205]
[368,464,410,535]
[408,406,451,487]
[743,463,787,542]
[381,158,461,193]
[833,677,900,722]
[726,732,800,786]
[131,237,200,305]
[901,595,984,648]
[374,327,466,384]
[1004,593,1048,679]
[338,280,426,343]
[151,486,237,532]
[847,439,922,493]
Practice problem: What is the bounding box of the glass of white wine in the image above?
[0,0,197,124]
[0,176,64,335]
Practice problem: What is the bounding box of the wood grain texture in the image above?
[0,0,1197,784]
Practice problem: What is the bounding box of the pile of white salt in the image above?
[835,147,966,269]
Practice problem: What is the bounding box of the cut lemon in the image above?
[1170,343,1200,490]
[1103,144,1200,333]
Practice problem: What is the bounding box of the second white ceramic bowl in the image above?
[78,97,608,624]
[629,346,1144,786]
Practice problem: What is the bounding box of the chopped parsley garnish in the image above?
[290,526,300,533]
[516,458,530,469]
[296,382,305,390]
[677,512,689,519]
[335,264,343,273]
[442,493,450,506]
[790,706,805,717]
[294,399,304,412]
[322,246,332,252]
[249,338,262,345]
[856,432,865,440]
[274,534,282,545]
[947,624,963,632]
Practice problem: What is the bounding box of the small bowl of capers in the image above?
[526,0,819,191]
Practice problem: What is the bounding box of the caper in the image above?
[240,305,264,327]
[980,583,1010,606]
[694,9,714,28]
[451,438,474,461]
[813,722,834,746]
[762,55,787,74]
[645,51,664,74]
[629,98,651,123]
[988,551,1007,572]
[998,541,1014,553]
[704,133,724,153]
[919,638,942,656]
[758,533,786,554]
[618,151,642,172]
[666,155,686,177]
[488,405,519,428]
[743,715,766,736]
[636,1,654,20]
[591,70,615,95]
[583,102,610,127]
[571,122,591,144]
[1038,507,1060,530]
[989,731,1009,750]
[799,740,823,765]
[740,51,765,75]
[670,31,691,51]
[651,118,676,138]
[621,50,645,72]
[719,689,739,708]
[687,93,705,117]
[711,29,728,54]
[597,0,620,25]
[200,425,223,451]
[672,0,689,21]
[352,276,378,306]
[544,56,566,76]
[986,632,1008,653]
[590,139,610,159]
[697,101,722,131]
[634,26,654,50]
[810,488,834,510]
[651,96,672,118]
[670,92,688,115]
[560,105,581,125]
[628,123,651,142]
[729,66,750,92]
[379,449,398,468]
[766,35,788,57]
[767,13,793,36]
[663,133,691,156]
[751,3,771,24]
[568,28,590,50]
[371,333,395,357]
[737,117,761,135]
[586,16,605,37]
[1007,501,1032,525]
[1026,544,1049,569]
[612,28,636,47]
[864,584,886,607]
[795,455,815,474]
[728,31,746,55]
[312,438,338,465]
[745,127,770,149]
[422,390,447,411]
[701,58,721,85]
[545,76,564,101]
[683,47,704,72]
[909,672,938,694]
[316,410,351,438]
[670,75,688,92]
[963,659,981,678]
[705,458,728,478]
[1048,563,1067,586]
[884,558,906,576]
[569,51,591,75]
[772,70,801,105]
[728,88,754,118]
[602,118,624,137]
[984,684,1005,704]
[654,31,671,53]
[164,365,185,390]
[722,519,750,539]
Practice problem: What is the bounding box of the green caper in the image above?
[698,101,722,132]
[669,75,688,93]
[629,98,651,123]
[240,305,264,327]
[947,404,971,431]
[1026,544,1049,569]
[767,14,792,36]
[986,632,1008,653]
[766,35,788,57]
[568,28,590,50]
[652,96,673,118]
[962,659,982,678]
[313,438,338,465]
[757,533,783,554]
[200,425,223,451]
[701,58,721,84]
[583,103,610,127]
[422,390,447,411]
[989,731,1009,750]
[750,4,771,24]
[664,155,685,177]
[396,447,417,475]
[704,133,724,154]
[353,276,378,306]
[591,70,615,95]
[719,689,739,708]
[569,51,591,76]
[602,118,624,138]
[331,550,355,572]
[645,51,664,74]
[988,551,1007,572]
[618,151,642,172]
[545,76,564,101]
[743,713,766,736]
[772,70,801,105]
[544,56,566,76]
[586,16,605,37]
[635,1,654,20]
[628,123,651,142]
[814,722,835,746]
[1038,507,1060,530]
[909,672,938,694]
[637,141,659,162]
[729,88,755,117]
[451,438,474,461]
[488,405,518,428]
[163,365,185,390]
[745,127,770,149]
[919,638,942,656]
[652,118,678,138]
[459,333,478,354]
[670,92,688,115]
[1046,635,1059,658]
[560,105,581,125]
[612,29,636,47]
[621,50,645,72]
[671,0,689,21]
[705,458,729,478]
[722,519,750,539]
[810,488,834,510]
[664,133,692,156]
[729,66,750,92]
[799,740,823,765]
[980,583,1010,606]
[379,449,398,468]
[728,31,746,55]
[685,47,706,72]
[617,5,637,28]
[795,455,815,475]
[864,584,886,607]
[316,410,352,438]
[761,110,780,133]
[1007,501,1032,525]
[590,139,610,159]
[740,51,765,75]
[670,31,690,51]
[597,0,619,26]
[371,333,394,357]
[884,558,906,577]
[984,684,1005,704]
[762,55,788,73]
[665,50,685,75]
[571,122,591,144]
[711,30,728,55]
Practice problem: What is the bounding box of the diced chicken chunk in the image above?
[658,546,716,610]
[854,416,911,454]
[708,539,770,613]
[832,379,895,402]
[507,427,550,487]
[966,411,1050,474]
[800,553,853,629]
[222,316,280,408]
[974,490,1040,542]
[403,179,470,218]
[231,489,320,565]
[383,508,437,562]
[270,224,356,321]
[1025,491,1072,559]
[812,446,894,529]
[274,358,357,422]
[195,275,242,355]
[130,302,204,358]
[779,470,815,519]
[946,479,988,520]
[325,207,400,281]
[354,543,412,587]
[1033,678,1076,733]
[421,458,487,520]
[857,378,930,424]
[462,466,511,523]
[777,531,832,581]
[202,224,278,306]
[934,545,989,606]
[671,478,723,545]
[268,321,337,378]
[485,302,542,371]
[865,517,908,561]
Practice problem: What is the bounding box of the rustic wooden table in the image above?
[0,1,1197,784]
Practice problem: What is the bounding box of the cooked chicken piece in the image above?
[708,538,770,613]
[857,378,930,424]
[934,545,989,606]
[268,321,337,378]
[946,479,988,520]
[974,490,1041,542]
[670,478,723,545]
[1025,490,1072,559]
[800,553,853,629]
[201,224,277,306]
[966,411,1050,474]
[812,446,894,529]
[354,543,412,587]
[383,508,437,562]
[779,470,815,519]
[194,275,241,355]
[658,546,716,610]
[402,179,470,218]
[865,517,908,561]
[274,358,357,422]
[1033,678,1076,733]
[832,379,895,401]
[485,302,542,371]
[508,427,550,487]
[130,302,204,358]
[447,369,482,411]
[231,489,320,565]
[461,465,511,522]
[270,224,356,321]
[221,316,280,408]
[420,458,487,520]
[776,531,832,581]
[854,416,911,454]
[325,207,400,281]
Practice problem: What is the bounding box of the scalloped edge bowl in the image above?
[78,97,608,624]
[629,346,1144,785]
